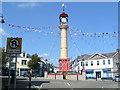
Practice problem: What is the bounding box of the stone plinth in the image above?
[56,74,63,80]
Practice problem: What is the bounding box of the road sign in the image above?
[6,38,22,54]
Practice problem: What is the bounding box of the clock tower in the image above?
[58,4,70,72]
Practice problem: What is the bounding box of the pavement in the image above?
[1,76,120,90]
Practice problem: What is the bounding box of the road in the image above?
[1,76,120,90]
[40,79,119,90]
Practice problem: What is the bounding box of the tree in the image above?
[1,48,9,69]
[28,54,40,75]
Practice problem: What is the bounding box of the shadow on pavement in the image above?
[2,77,50,90]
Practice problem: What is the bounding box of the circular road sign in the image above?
[9,39,19,49]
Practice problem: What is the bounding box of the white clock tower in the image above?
[58,4,70,72]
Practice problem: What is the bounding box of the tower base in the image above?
[59,58,70,72]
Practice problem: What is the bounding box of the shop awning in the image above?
[95,71,101,72]
[85,70,94,72]
[102,69,111,71]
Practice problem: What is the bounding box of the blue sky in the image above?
[1,2,118,66]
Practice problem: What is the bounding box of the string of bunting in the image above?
[69,28,103,53]
[69,27,117,38]
[3,23,117,38]
[4,23,58,30]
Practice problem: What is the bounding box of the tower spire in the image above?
[62,3,65,12]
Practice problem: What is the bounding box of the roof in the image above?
[102,52,116,58]
[60,12,68,17]
[77,52,117,60]
[77,54,91,60]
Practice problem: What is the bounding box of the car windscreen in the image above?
[115,76,120,78]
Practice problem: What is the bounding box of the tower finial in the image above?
[62,3,65,12]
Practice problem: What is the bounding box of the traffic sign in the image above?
[6,38,22,54]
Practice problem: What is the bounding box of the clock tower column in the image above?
[58,11,70,72]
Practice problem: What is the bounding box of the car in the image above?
[113,75,120,82]
[23,72,28,77]
[23,72,35,77]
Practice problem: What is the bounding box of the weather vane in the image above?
[62,3,65,12]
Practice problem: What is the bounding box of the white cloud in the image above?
[39,53,50,57]
[17,2,39,8]
[0,28,9,36]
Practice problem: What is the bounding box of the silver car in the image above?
[113,75,120,82]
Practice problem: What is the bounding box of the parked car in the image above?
[23,72,28,77]
[113,75,120,82]
[23,72,35,77]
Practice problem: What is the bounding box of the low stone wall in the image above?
[48,74,55,79]
[56,74,63,80]
[78,74,84,80]
[68,74,78,80]
[82,71,86,80]
[44,71,86,80]
[44,71,48,78]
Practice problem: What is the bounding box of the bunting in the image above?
[3,23,117,38]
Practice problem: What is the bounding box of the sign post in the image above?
[6,37,22,90]
[8,54,11,90]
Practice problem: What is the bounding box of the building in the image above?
[53,66,59,73]
[6,52,31,76]
[38,58,54,77]
[6,52,54,77]
[71,50,119,79]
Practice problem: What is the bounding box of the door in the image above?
[96,72,101,80]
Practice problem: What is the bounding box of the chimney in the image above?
[116,49,119,52]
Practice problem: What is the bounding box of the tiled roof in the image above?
[77,52,117,60]
[77,54,91,60]
[102,52,116,58]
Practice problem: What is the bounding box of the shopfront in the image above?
[102,68,112,78]
[86,69,94,78]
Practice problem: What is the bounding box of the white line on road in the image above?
[66,83,70,86]
[65,83,74,90]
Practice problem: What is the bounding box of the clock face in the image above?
[61,18,67,23]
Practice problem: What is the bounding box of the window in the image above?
[108,60,110,65]
[21,60,27,65]
[97,61,99,65]
[103,60,105,65]
[91,61,93,66]
[23,53,25,57]
[86,61,88,66]
[81,62,83,66]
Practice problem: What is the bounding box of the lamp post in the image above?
[81,59,85,74]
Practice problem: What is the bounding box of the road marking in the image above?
[66,83,70,86]
[65,83,74,90]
